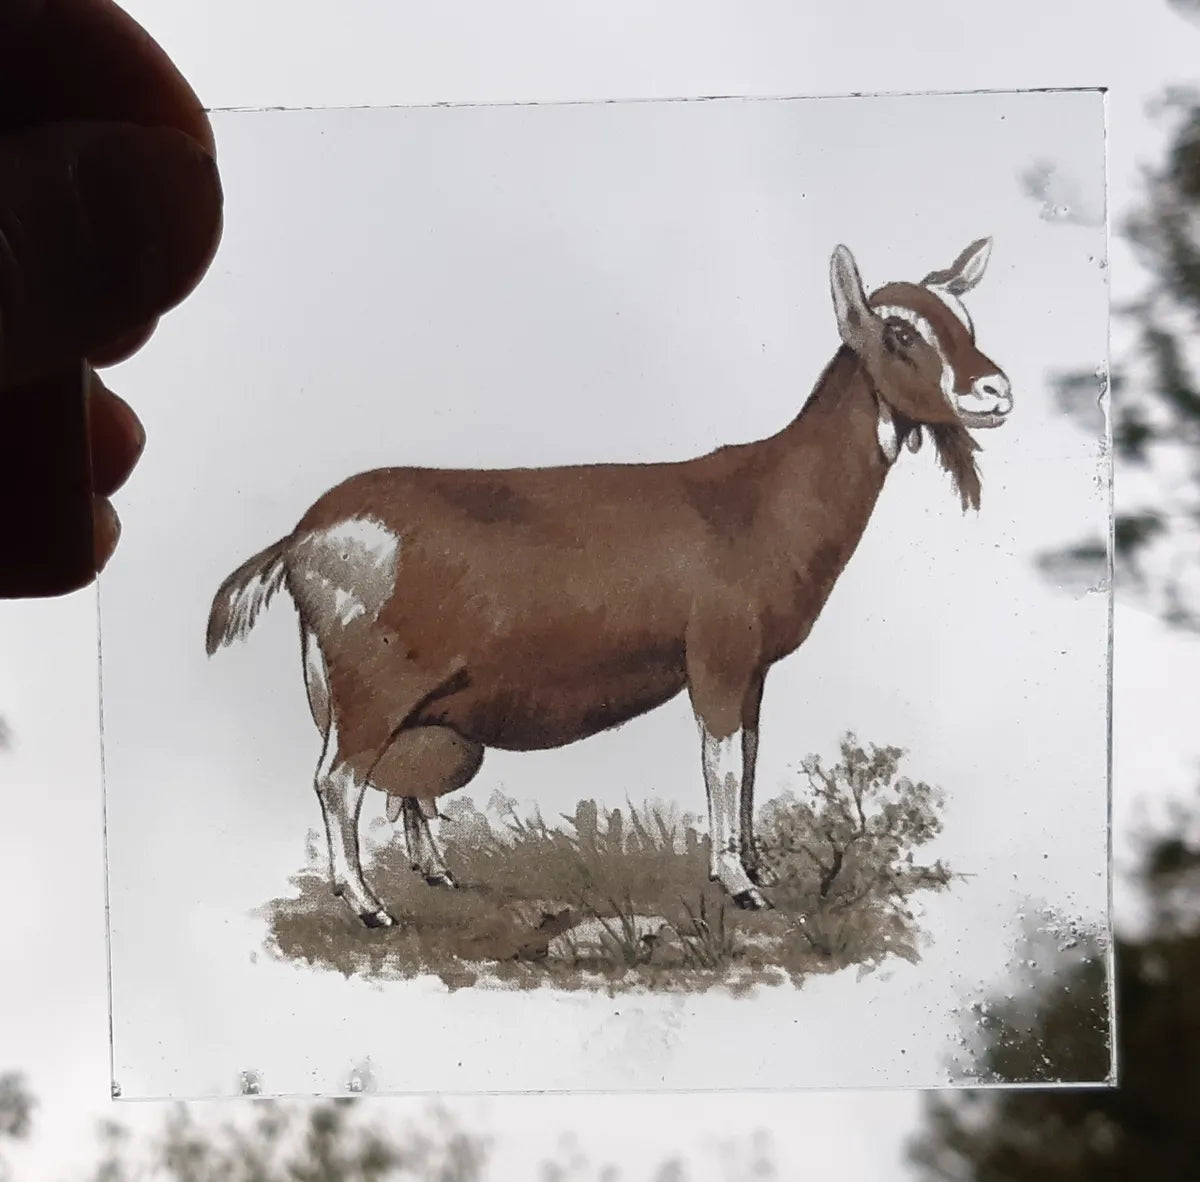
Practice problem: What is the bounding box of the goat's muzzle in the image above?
[956,373,1012,429]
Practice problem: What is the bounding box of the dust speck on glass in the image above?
[95,87,1112,1099]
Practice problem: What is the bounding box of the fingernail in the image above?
[94,498,122,572]
[76,125,223,322]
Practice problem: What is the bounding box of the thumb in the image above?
[0,120,222,388]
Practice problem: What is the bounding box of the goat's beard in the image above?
[927,421,983,511]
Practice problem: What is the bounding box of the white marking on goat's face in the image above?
[924,286,1011,427]
[292,516,401,631]
[874,304,952,398]
[926,284,974,336]
[873,293,1012,431]
[957,372,1013,423]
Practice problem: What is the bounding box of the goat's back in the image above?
[279,457,760,749]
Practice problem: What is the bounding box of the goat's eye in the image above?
[889,322,915,348]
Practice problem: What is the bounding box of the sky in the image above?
[2,0,1200,1177]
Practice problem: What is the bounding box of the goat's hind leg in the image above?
[315,756,394,927]
[302,625,394,928]
[373,726,484,891]
[400,797,457,888]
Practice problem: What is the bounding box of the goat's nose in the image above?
[974,374,1012,413]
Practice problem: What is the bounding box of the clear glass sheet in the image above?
[97,89,1112,1099]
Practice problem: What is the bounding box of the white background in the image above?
[2,0,1199,1176]
[95,90,1109,1099]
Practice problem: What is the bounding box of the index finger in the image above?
[0,0,214,154]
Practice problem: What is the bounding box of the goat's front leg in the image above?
[738,674,777,888]
[687,617,772,910]
[697,721,771,910]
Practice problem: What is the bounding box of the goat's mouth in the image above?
[956,408,1010,429]
[955,379,1012,429]
[954,389,1013,430]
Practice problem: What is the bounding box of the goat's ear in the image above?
[922,237,992,295]
[830,245,881,355]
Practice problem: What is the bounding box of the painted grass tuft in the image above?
[262,733,956,993]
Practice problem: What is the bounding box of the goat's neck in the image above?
[767,346,890,514]
[747,348,893,650]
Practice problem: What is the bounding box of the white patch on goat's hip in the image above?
[333,588,367,625]
[320,517,401,568]
[292,516,401,630]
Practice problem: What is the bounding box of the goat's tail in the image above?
[205,537,290,656]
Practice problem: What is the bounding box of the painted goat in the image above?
[207,239,1012,926]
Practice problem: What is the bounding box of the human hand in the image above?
[0,0,223,598]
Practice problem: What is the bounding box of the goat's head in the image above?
[829,238,1012,509]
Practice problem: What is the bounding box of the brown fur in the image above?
[223,364,987,760]
[274,349,889,765]
[928,422,984,511]
[206,243,1010,919]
